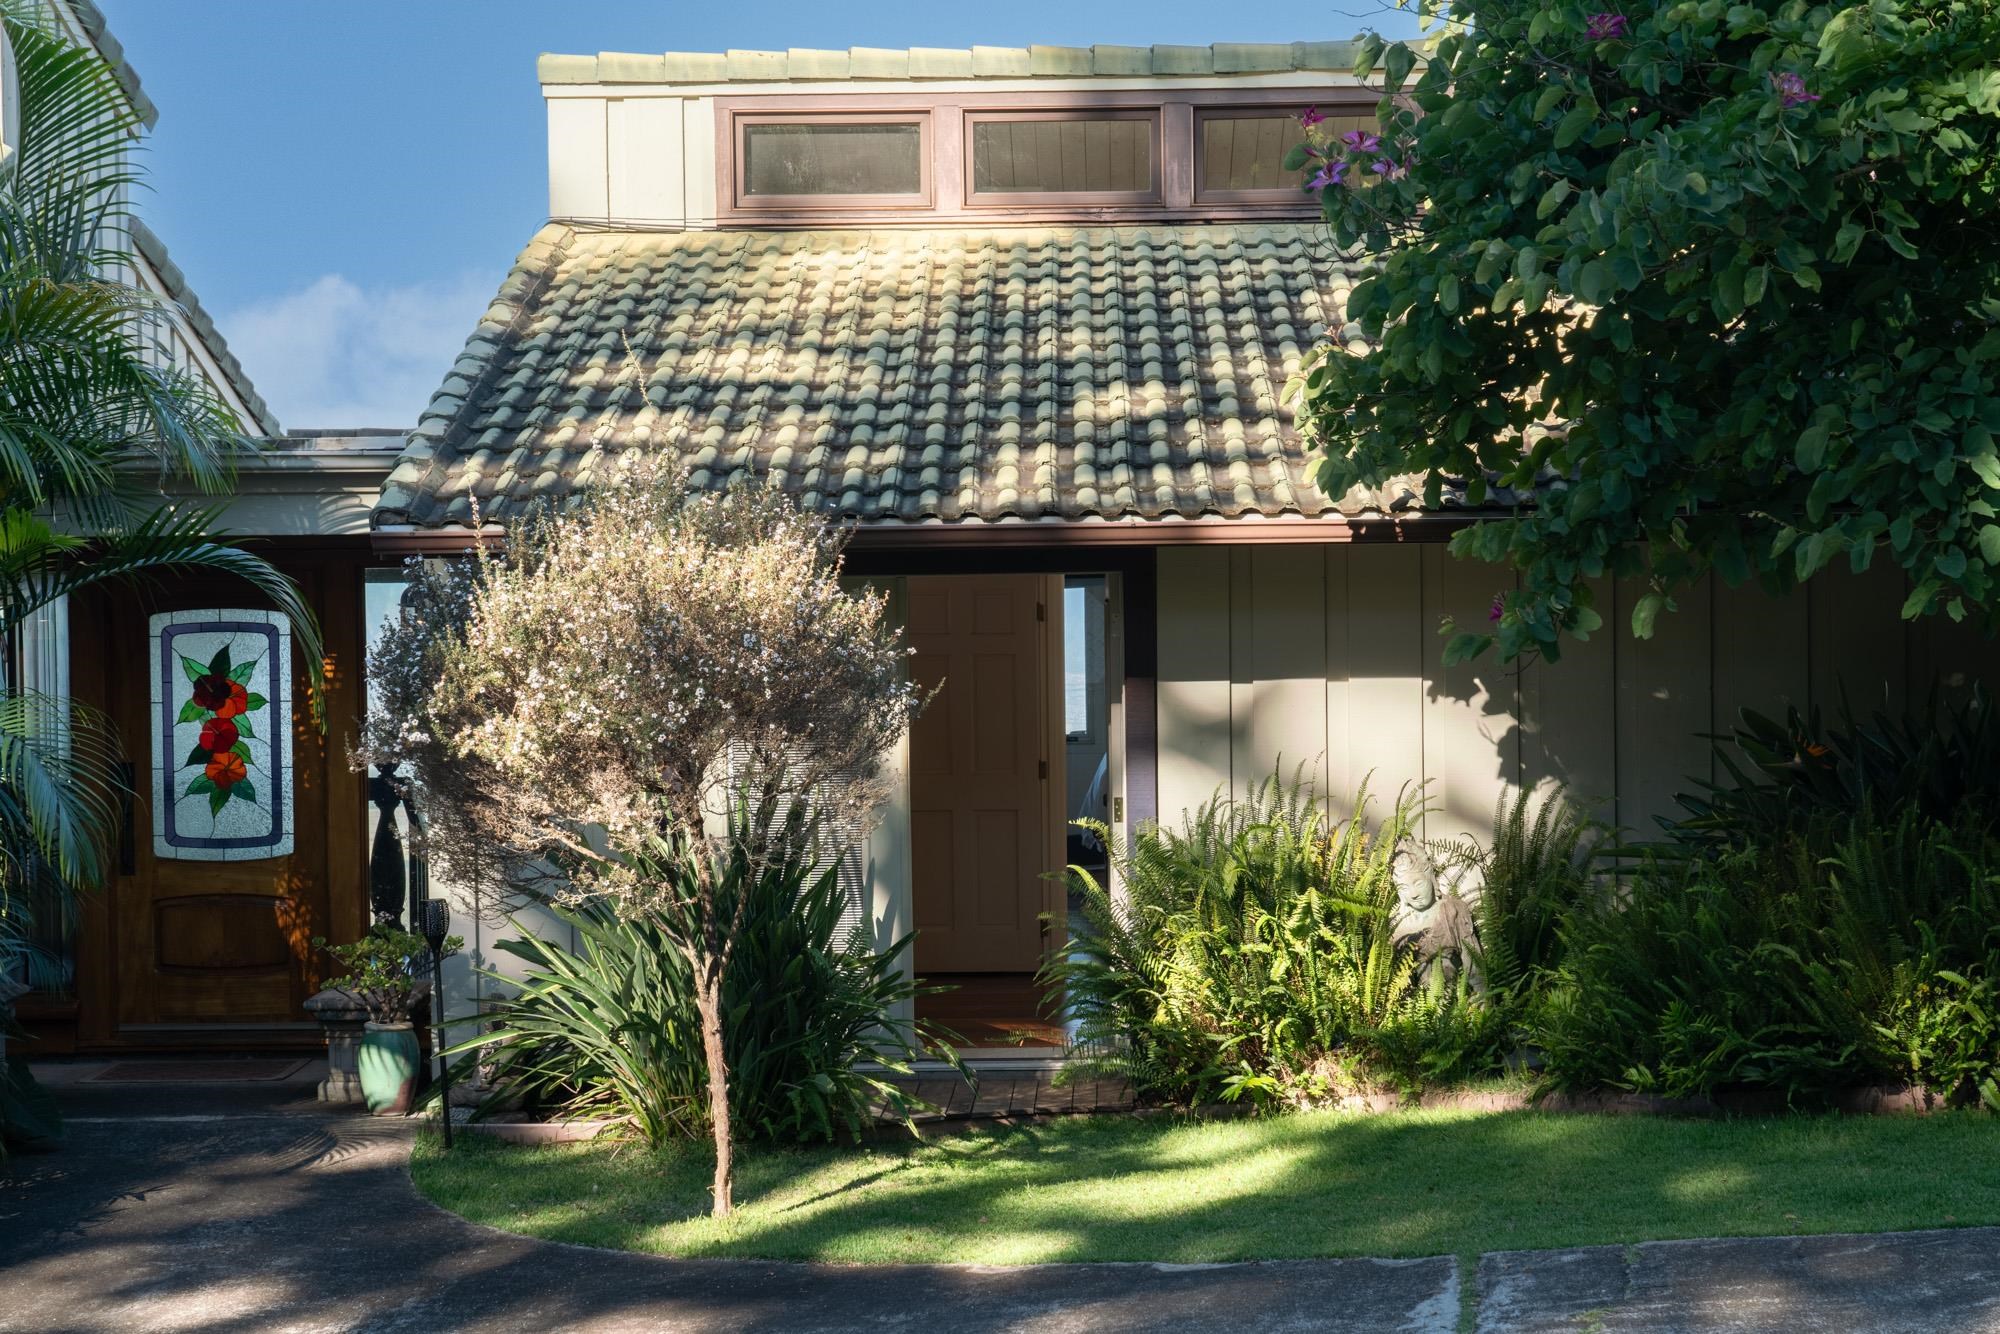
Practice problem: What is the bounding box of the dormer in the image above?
[537,42,1376,230]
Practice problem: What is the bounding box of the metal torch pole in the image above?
[422,898,453,1149]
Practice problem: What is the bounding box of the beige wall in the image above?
[1156,544,2000,844]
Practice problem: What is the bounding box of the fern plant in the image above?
[1043,770,1502,1108]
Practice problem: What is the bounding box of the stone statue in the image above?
[1390,837,1483,993]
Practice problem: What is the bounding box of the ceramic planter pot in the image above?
[358,1020,421,1116]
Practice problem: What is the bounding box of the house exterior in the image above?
[374,42,2000,1046]
[14,3,399,1054]
[32,31,1999,1055]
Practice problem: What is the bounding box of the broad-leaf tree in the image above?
[363,463,918,1216]
[1290,0,2000,662]
[0,11,320,998]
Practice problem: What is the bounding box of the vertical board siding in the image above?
[1245,547,1328,792]
[1155,547,1233,823]
[1227,548,1256,791]
[1519,573,1617,814]
[1809,563,1911,720]
[1321,547,1353,804]
[1711,578,1810,739]
[1339,546,1426,827]
[1612,574,1714,833]
[1151,548,1998,847]
[1421,546,1520,845]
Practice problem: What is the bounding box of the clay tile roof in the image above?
[374,222,1491,532]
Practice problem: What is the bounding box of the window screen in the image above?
[970,117,1152,196]
[741,121,923,197]
[1199,113,1377,194]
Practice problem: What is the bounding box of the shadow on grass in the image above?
[412,1107,2000,1267]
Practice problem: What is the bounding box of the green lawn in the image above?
[411,1109,2000,1265]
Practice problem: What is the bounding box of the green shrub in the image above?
[456,812,957,1146]
[1658,685,1997,853]
[1044,771,1502,1108]
[1438,786,1602,1012]
[1535,805,2000,1101]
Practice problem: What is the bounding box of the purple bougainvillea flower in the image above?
[1771,71,1821,108]
[1340,129,1382,153]
[1370,157,1408,180]
[1584,12,1629,40]
[1489,594,1506,624]
[1307,160,1348,189]
[1299,106,1326,128]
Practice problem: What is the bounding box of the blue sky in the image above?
[100,1,1420,430]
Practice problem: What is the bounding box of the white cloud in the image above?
[215,272,495,432]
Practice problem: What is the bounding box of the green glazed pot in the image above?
[358,1021,421,1116]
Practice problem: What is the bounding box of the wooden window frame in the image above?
[1193,106,1321,207]
[714,89,1376,227]
[961,107,1162,209]
[728,109,934,213]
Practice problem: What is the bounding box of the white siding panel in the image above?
[608,97,686,225]
[547,96,609,220]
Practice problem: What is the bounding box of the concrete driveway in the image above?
[3,1069,1998,1333]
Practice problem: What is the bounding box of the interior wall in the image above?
[1155,544,2000,843]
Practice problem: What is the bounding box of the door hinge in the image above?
[1036,601,1046,622]
[1038,759,1049,780]
[1114,795,1125,823]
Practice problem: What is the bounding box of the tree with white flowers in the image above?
[364,462,918,1215]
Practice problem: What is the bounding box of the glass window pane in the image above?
[971,118,1151,195]
[742,122,922,197]
[1200,113,1376,193]
[1064,585,1088,737]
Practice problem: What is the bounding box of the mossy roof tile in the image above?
[373,222,1474,531]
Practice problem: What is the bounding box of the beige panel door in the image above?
[905,574,1051,973]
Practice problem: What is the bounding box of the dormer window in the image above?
[966,111,1158,204]
[735,113,930,208]
[1194,107,1375,202]
[713,90,1374,226]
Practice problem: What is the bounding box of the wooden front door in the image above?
[66,549,368,1048]
[905,574,1059,973]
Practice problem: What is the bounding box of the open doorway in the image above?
[1063,576,1111,926]
[904,572,1112,1050]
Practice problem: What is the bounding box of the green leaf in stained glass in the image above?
[208,787,230,817]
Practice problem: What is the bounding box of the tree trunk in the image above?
[694,963,733,1217]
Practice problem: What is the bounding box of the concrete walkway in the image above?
[4,1071,1998,1333]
